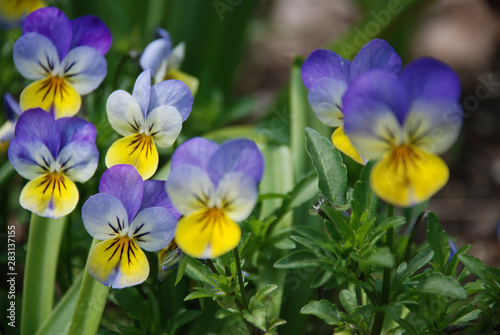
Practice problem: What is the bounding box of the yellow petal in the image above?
[371,146,449,207]
[20,76,81,118]
[87,237,149,288]
[164,69,199,97]
[20,172,78,218]
[105,133,159,180]
[175,208,241,259]
[0,0,44,22]
[331,125,365,165]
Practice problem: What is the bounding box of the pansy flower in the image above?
[166,137,264,259]
[105,70,193,180]
[8,108,98,218]
[0,0,44,28]
[343,58,463,207]
[0,94,22,151]
[301,39,402,164]
[140,28,199,95]
[13,7,111,118]
[83,165,178,288]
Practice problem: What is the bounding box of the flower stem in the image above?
[67,239,110,335]
[21,214,67,335]
[234,248,248,310]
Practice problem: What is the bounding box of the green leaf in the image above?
[175,254,190,285]
[311,269,334,289]
[184,290,217,301]
[393,250,434,290]
[416,272,467,299]
[426,212,450,272]
[184,258,215,285]
[375,216,406,234]
[305,127,348,205]
[215,309,235,319]
[243,307,267,331]
[445,244,471,277]
[274,251,321,269]
[171,309,202,330]
[339,290,357,314]
[300,300,342,326]
[290,235,326,257]
[360,246,395,268]
[320,205,355,242]
[249,284,278,310]
[111,287,149,322]
[458,254,498,291]
[451,302,481,324]
[350,161,377,229]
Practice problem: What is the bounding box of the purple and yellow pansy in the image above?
[342,57,463,207]
[83,165,178,288]
[8,108,98,218]
[301,39,402,164]
[140,28,199,95]
[166,137,263,259]
[105,70,193,180]
[13,7,111,118]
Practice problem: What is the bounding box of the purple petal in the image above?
[301,49,351,89]
[350,39,402,79]
[23,7,72,60]
[4,94,22,121]
[83,193,129,240]
[70,15,112,55]
[400,57,461,101]
[157,28,170,40]
[170,137,219,171]
[13,33,60,80]
[208,139,264,186]
[139,38,171,75]
[342,69,410,125]
[149,79,193,121]
[56,117,97,149]
[99,165,144,222]
[140,180,181,219]
[14,108,60,158]
[132,70,151,118]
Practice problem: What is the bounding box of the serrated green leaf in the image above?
[426,212,450,272]
[393,250,434,294]
[416,272,467,299]
[250,284,278,310]
[458,254,497,291]
[445,244,471,277]
[290,235,325,256]
[184,258,216,285]
[359,246,395,268]
[311,269,334,289]
[274,251,321,269]
[305,127,347,205]
[184,290,217,301]
[350,161,377,229]
[463,280,486,295]
[339,290,357,314]
[320,205,355,242]
[243,307,267,331]
[451,302,481,324]
[300,299,342,326]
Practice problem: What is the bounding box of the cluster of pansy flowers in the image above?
[6,6,264,289]
[302,39,463,207]
[6,7,111,217]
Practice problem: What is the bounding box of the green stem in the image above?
[290,58,308,179]
[21,214,67,335]
[36,271,84,335]
[234,248,248,310]
[67,239,110,335]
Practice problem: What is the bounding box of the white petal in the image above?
[147,106,182,147]
[13,33,60,80]
[215,172,258,222]
[56,141,98,183]
[60,46,107,95]
[106,90,145,136]
[129,207,177,252]
[166,164,215,216]
[82,193,130,240]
